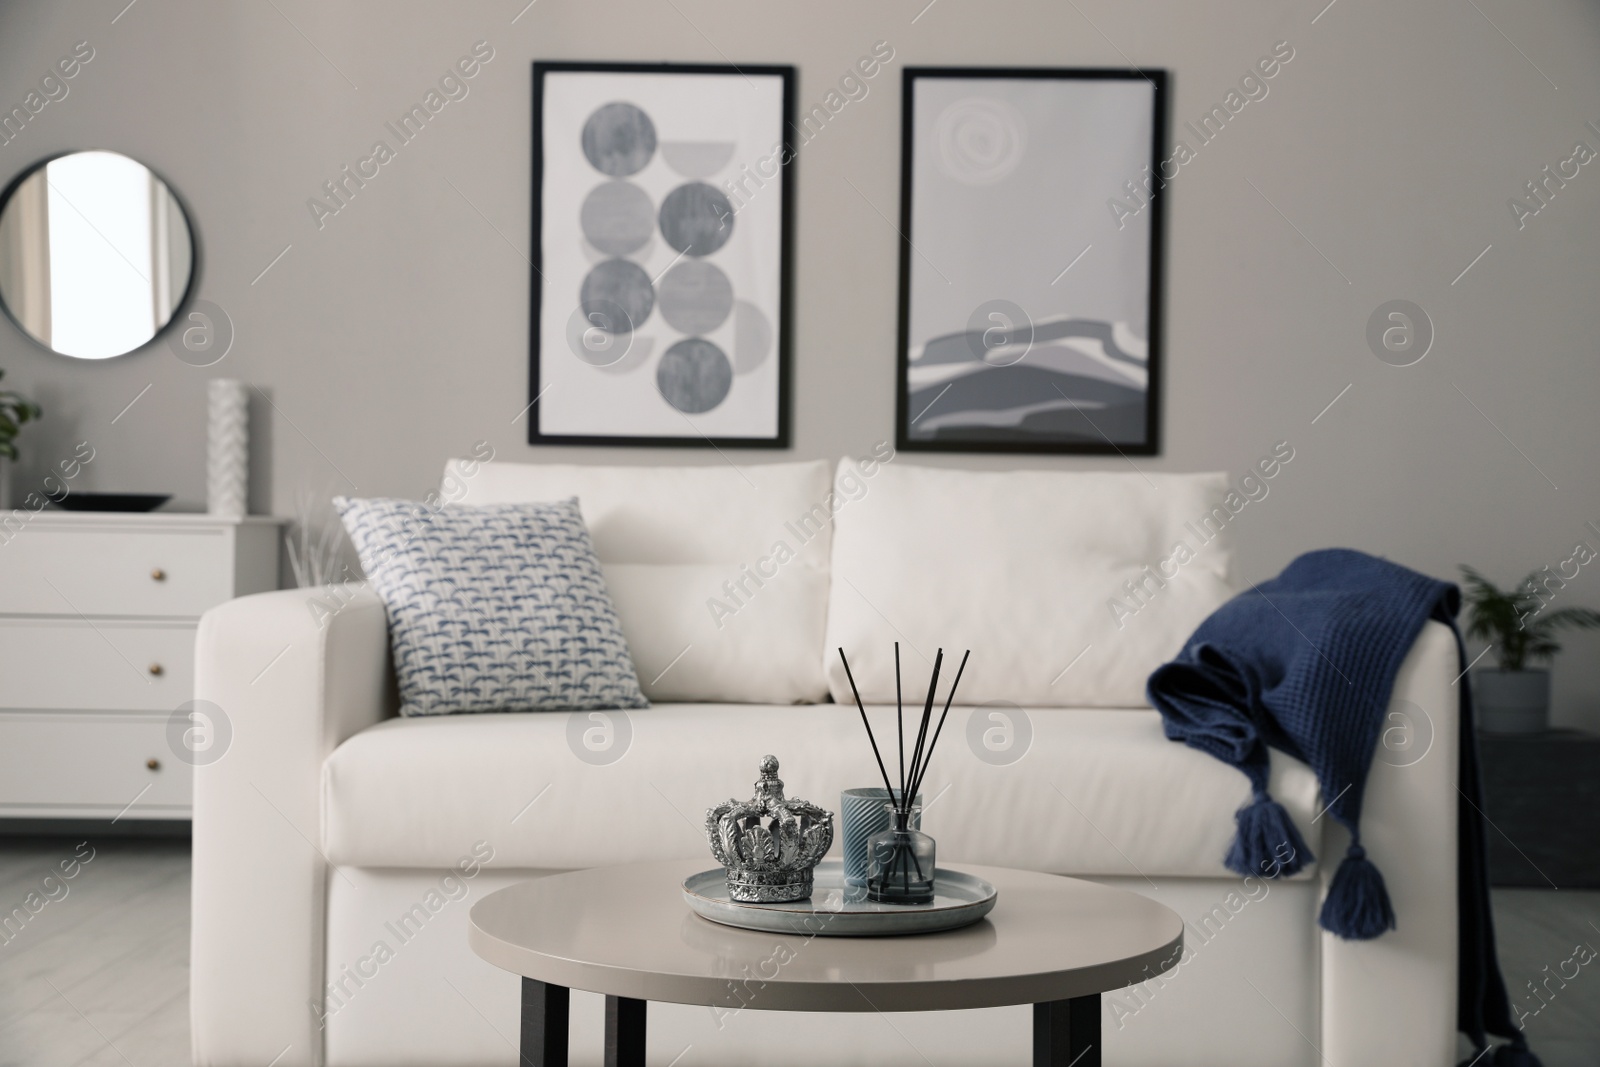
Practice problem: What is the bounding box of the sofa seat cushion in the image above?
[322,703,1320,878]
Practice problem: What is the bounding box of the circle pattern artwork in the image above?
[656,338,733,413]
[580,180,655,256]
[565,302,637,367]
[660,141,737,179]
[659,182,734,257]
[582,102,657,178]
[936,97,1027,186]
[579,259,654,335]
[731,300,773,374]
[658,260,734,334]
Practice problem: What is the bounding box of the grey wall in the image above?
[2,0,1598,728]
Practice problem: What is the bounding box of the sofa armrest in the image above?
[1321,619,1459,1067]
[191,584,391,1067]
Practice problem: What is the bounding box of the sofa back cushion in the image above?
[444,458,832,704]
[824,462,1240,707]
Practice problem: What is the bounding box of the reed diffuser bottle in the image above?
[867,802,935,904]
[838,642,969,907]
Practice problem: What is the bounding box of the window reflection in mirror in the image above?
[0,150,194,360]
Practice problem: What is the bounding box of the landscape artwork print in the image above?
[896,68,1167,454]
[529,63,794,447]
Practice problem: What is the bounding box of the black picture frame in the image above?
[894,66,1168,456]
[528,61,796,449]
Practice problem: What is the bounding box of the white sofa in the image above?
[191,457,1459,1067]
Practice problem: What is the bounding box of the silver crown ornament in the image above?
[705,755,834,902]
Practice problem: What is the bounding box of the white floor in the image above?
[1488,884,1600,1067]
[0,836,189,1067]
[0,834,1595,1066]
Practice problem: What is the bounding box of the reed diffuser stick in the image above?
[895,642,905,802]
[837,649,897,801]
[904,649,942,812]
[907,649,971,804]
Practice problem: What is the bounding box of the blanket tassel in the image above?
[1318,842,1396,940]
[1224,790,1312,879]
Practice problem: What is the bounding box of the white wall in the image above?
[1,0,1598,728]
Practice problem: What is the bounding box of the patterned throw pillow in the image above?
[334,496,648,716]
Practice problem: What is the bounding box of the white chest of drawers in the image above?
[0,512,282,820]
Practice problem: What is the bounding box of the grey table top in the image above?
[468,861,1184,1012]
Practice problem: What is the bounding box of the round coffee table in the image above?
[469,860,1183,1067]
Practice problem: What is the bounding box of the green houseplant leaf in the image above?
[0,368,43,462]
[1459,565,1600,671]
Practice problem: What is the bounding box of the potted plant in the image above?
[0,369,43,510]
[1460,565,1600,733]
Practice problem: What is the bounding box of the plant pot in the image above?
[0,456,9,510]
[1473,668,1550,734]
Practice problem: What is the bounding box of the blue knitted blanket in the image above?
[1148,549,1534,1066]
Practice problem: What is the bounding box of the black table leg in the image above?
[1034,995,1099,1067]
[520,977,569,1067]
[604,995,647,1067]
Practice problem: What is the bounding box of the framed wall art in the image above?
[895,67,1167,455]
[528,62,795,448]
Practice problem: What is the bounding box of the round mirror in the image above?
[0,150,194,360]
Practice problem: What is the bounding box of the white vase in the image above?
[207,379,248,517]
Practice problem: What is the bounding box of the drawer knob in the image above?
[148,663,164,677]
[151,568,167,581]
[146,758,161,771]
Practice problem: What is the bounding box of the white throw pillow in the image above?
[443,458,835,703]
[823,462,1241,707]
